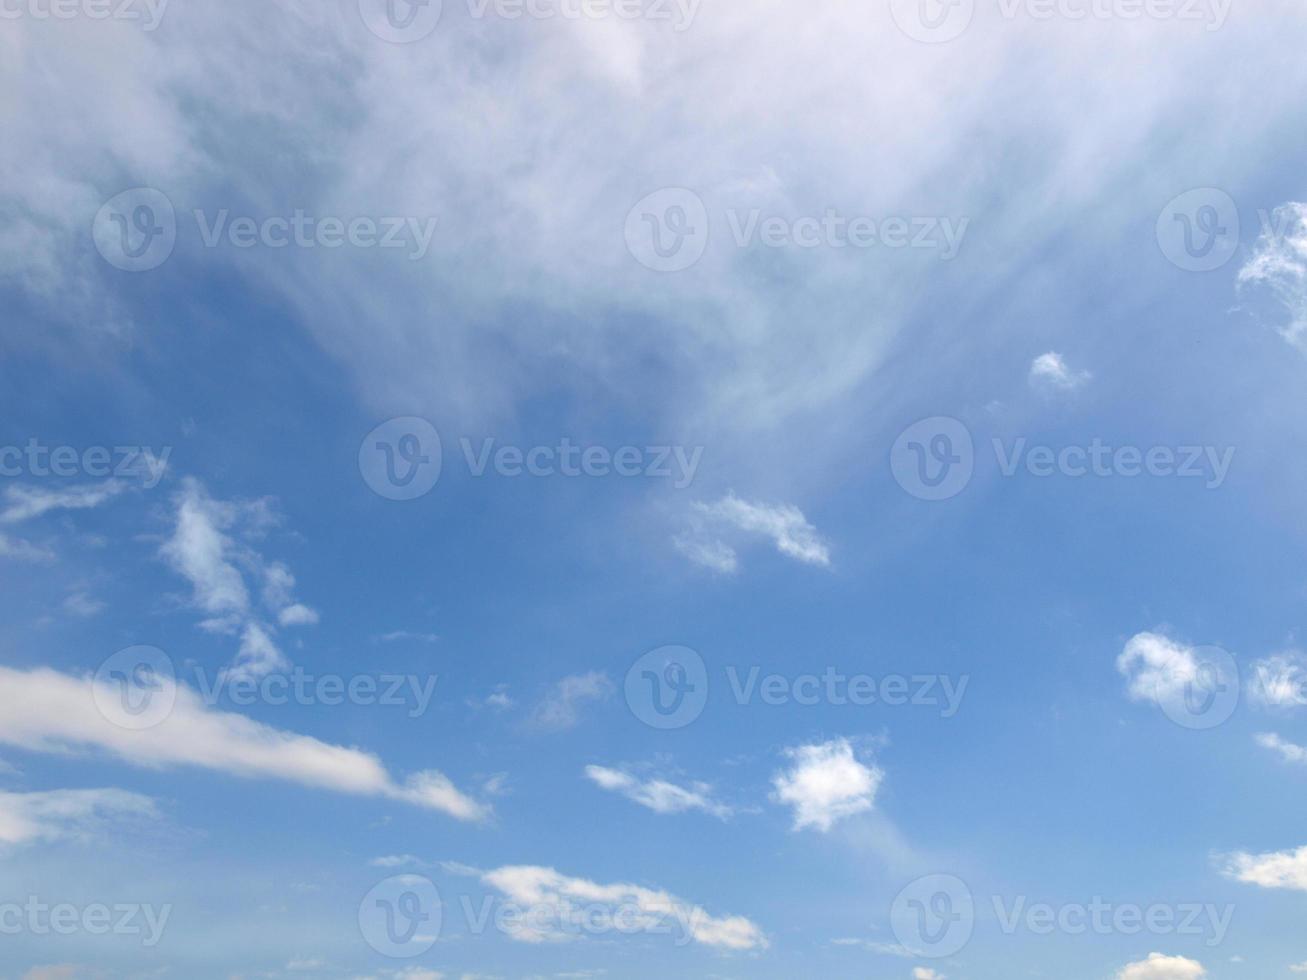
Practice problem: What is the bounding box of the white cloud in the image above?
[1255,732,1307,765]
[160,478,316,679]
[1116,954,1206,980]
[771,738,882,832]
[370,854,429,869]
[1116,632,1234,714]
[277,603,320,627]
[679,494,831,573]
[0,533,54,563]
[1290,962,1307,973]
[375,630,439,644]
[0,480,126,524]
[479,864,766,950]
[584,765,732,819]
[0,787,158,845]
[1221,844,1307,892]
[61,592,106,618]
[1028,351,1090,392]
[913,970,944,980]
[0,665,487,822]
[530,672,613,732]
[1238,201,1307,351]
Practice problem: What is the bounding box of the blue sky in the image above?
[3,2,1307,979]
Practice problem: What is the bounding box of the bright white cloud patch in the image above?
[913,969,944,979]
[0,666,486,822]
[478,864,767,950]
[679,494,830,573]
[1221,844,1307,892]
[1028,351,1090,392]
[1116,953,1206,980]
[0,788,158,846]
[771,738,882,832]
[1238,201,1307,351]
[584,765,732,819]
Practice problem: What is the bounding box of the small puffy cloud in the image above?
[913,970,944,980]
[1220,844,1307,892]
[480,864,767,950]
[1115,954,1205,979]
[584,765,732,819]
[771,738,882,832]
[1237,201,1307,351]
[1028,351,1090,392]
[1290,962,1307,973]
[1116,632,1234,713]
[277,603,320,627]
[0,788,158,846]
[678,493,830,574]
[0,480,126,524]
[0,665,487,822]
[529,672,613,732]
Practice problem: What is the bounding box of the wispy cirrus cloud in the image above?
[0,787,159,846]
[584,765,733,820]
